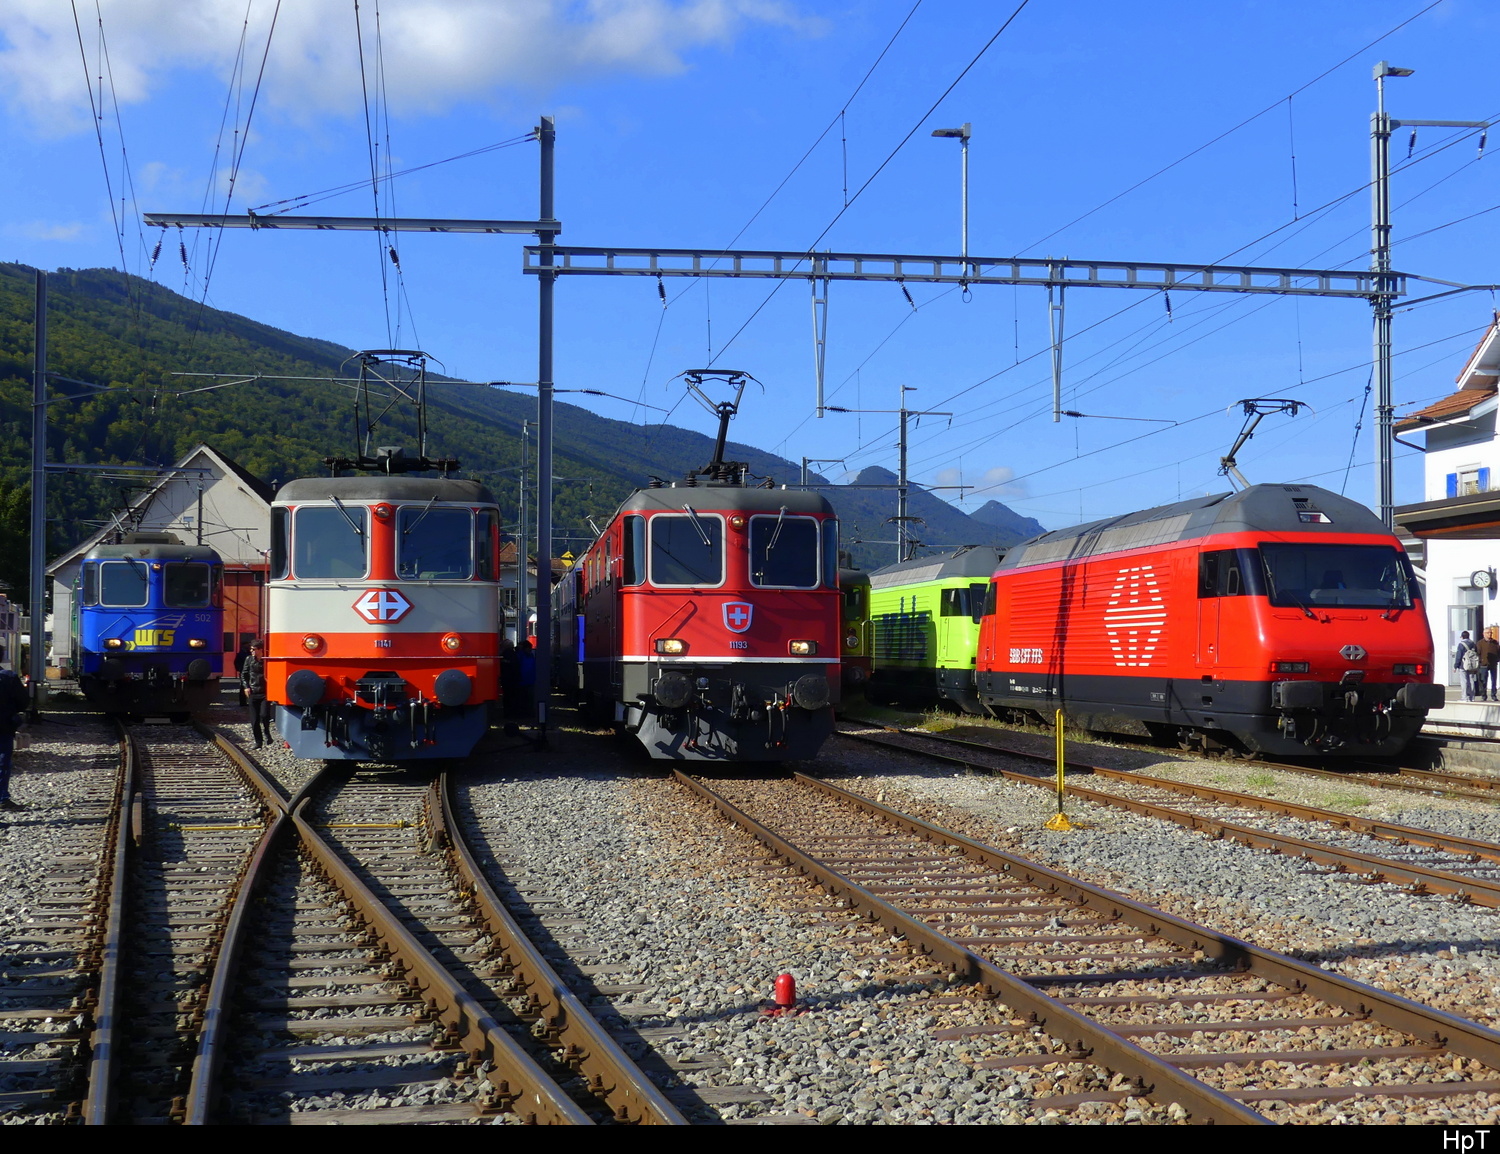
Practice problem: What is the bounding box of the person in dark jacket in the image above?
[233,640,252,706]
[1481,627,1500,702]
[242,639,270,748]
[1456,630,1481,701]
[0,646,29,810]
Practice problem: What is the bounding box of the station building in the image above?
[1394,313,1500,705]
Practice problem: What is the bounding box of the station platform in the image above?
[1407,685,1500,773]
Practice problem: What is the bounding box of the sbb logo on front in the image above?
[352,588,412,624]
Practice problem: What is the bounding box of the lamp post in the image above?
[931,123,972,262]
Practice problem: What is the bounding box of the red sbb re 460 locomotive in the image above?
[976,484,1445,756]
[266,476,502,761]
[555,476,842,760]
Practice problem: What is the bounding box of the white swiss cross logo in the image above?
[723,601,754,633]
[352,588,412,623]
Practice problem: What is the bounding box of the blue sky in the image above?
[2,0,1497,531]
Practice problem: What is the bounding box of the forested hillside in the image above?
[0,264,1043,596]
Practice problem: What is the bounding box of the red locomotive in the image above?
[976,484,1445,756]
[554,371,841,760]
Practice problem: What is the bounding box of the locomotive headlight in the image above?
[104,638,124,649]
[373,503,394,521]
[1394,663,1428,676]
[655,638,687,655]
[188,638,207,649]
[845,633,859,649]
[302,634,325,653]
[790,640,818,656]
[729,515,747,531]
[1271,661,1310,673]
[442,633,464,652]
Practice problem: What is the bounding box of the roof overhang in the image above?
[1395,489,1500,540]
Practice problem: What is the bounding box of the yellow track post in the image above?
[1044,708,1074,831]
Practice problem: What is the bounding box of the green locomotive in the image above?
[868,546,1004,714]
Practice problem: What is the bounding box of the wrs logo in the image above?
[723,601,754,633]
[1104,564,1166,668]
[352,589,413,624]
[132,629,176,647]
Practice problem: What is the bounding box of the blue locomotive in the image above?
[73,533,224,719]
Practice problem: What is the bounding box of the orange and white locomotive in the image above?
[266,475,501,761]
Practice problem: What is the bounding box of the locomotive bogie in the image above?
[975,485,1442,757]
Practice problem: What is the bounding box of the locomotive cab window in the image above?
[270,507,289,580]
[623,516,646,586]
[940,587,972,618]
[1199,549,1266,598]
[476,510,498,581]
[750,513,819,588]
[99,560,149,607]
[293,506,368,579]
[164,563,213,607]
[397,506,473,580]
[81,563,98,607]
[650,513,723,586]
[1259,543,1414,610]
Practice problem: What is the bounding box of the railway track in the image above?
[837,721,1500,911]
[7,721,683,1125]
[675,769,1500,1124]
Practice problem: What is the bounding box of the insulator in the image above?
[656,275,666,305]
[149,239,162,268]
[1164,291,1173,320]
[900,282,915,310]
[388,246,400,267]
[1407,128,1417,158]
[179,241,189,268]
[1479,130,1488,156]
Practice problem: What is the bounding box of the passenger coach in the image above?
[977,484,1444,756]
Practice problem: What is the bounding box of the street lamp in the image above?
[931,123,971,261]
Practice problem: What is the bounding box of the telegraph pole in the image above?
[28,271,45,712]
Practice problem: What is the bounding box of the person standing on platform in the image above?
[0,646,29,810]
[1457,631,1481,701]
[1481,627,1500,702]
[242,639,271,749]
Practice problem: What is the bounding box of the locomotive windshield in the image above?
[164,563,213,607]
[293,506,368,579]
[398,506,473,580]
[1259,543,1415,610]
[650,513,723,586]
[750,514,819,588]
[99,560,148,607]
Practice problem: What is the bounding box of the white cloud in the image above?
[934,464,1024,499]
[4,220,85,241]
[0,0,811,133]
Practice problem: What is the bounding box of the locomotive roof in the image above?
[613,484,834,517]
[870,545,1007,588]
[86,542,222,563]
[275,476,497,505]
[998,484,1391,571]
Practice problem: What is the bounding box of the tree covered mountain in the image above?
[0,263,1044,593]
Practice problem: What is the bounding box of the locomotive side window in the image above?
[81,563,98,607]
[822,520,839,588]
[476,510,498,580]
[940,587,971,617]
[749,514,818,588]
[1198,549,1266,598]
[294,506,368,579]
[981,582,998,617]
[164,563,213,607]
[622,515,646,586]
[99,560,149,607]
[651,513,723,586]
[1259,543,1413,610]
[398,506,472,580]
[270,508,289,579]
